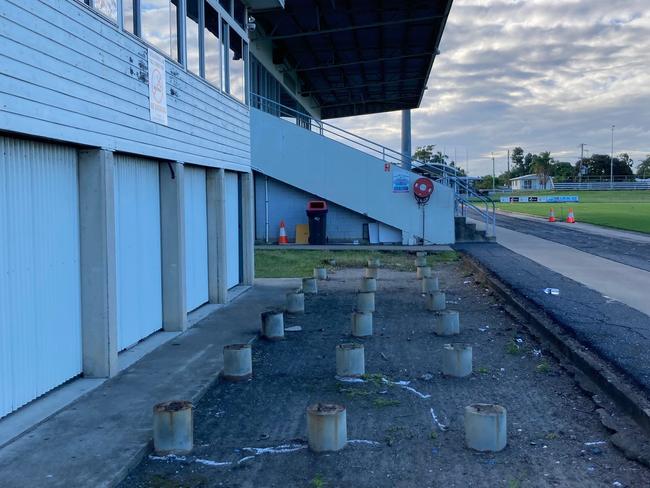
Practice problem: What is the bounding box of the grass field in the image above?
[255,249,459,278]
[494,190,650,234]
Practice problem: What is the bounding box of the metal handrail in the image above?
[251,92,496,237]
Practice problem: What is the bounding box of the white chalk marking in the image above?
[348,439,381,447]
[285,326,302,332]
[336,376,366,383]
[237,456,256,464]
[430,408,448,431]
[402,385,431,399]
[241,443,307,455]
[584,441,607,446]
[195,458,231,467]
[149,454,188,462]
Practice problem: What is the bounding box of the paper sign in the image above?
[148,49,168,126]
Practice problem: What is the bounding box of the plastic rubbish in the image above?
[544,288,560,296]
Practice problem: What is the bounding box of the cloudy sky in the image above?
[335,0,650,176]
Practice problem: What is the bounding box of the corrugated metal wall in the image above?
[184,165,209,311]
[114,155,163,350]
[225,172,241,288]
[0,136,82,418]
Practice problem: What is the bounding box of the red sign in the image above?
[384,163,391,172]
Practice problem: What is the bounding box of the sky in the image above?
[335,0,650,176]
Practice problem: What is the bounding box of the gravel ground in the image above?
[121,263,649,488]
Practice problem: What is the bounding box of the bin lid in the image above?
[307,200,328,211]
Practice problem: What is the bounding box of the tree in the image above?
[637,156,650,179]
[524,153,534,174]
[413,144,436,163]
[532,151,553,187]
[551,162,574,182]
[510,147,526,177]
[580,154,634,179]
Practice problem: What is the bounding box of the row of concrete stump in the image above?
[152,253,507,456]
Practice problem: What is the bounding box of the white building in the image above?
[0,0,461,420]
[510,174,555,191]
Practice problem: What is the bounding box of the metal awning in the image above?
[249,0,453,119]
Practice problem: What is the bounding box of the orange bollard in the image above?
[548,208,556,222]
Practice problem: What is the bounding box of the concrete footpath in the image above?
[456,243,650,394]
[0,279,298,488]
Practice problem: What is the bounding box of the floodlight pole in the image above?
[610,125,615,188]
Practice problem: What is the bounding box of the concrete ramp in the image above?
[251,108,455,245]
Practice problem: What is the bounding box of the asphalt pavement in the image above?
[494,212,650,272]
[456,242,650,395]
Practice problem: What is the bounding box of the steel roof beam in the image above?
[264,15,444,40]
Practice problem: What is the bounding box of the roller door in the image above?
[114,155,163,350]
[184,165,209,311]
[225,171,241,289]
[0,137,81,418]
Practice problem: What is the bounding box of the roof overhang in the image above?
[249,0,454,119]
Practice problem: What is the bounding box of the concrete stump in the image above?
[222,344,252,381]
[426,291,446,311]
[417,266,432,279]
[367,258,381,268]
[286,290,305,314]
[356,291,375,312]
[307,403,347,452]
[302,277,318,294]
[153,400,193,455]
[351,311,373,337]
[360,277,377,293]
[464,404,507,452]
[442,343,472,377]
[421,276,440,294]
[364,267,378,279]
[415,256,427,267]
[260,309,284,340]
[336,343,365,377]
[314,267,328,280]
[416,251,427,258]
[433,310,460,336]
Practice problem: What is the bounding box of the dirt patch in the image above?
[121,264,649,488]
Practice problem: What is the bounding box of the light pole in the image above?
[492,152,496,192]
[610,125,615,188]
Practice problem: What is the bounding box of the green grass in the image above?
[494,190,650,234]
[255,249,459,278]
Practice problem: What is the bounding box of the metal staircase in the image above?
[251,93,496,241]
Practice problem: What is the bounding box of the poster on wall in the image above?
[148,49,168,126]
[392,169,410,193]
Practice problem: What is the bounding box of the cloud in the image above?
[334,0,650,175]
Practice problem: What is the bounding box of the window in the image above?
[233,0,246,28]
[524,180,532,189]
[141,0,179,60]
[219,0,232,14]
[204,2,222,88]
[186,0,201,75]
[228,26,246,103]
[123,0,136,33]
[95,0,118,21]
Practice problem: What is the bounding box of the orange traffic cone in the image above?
[278,220,289,245]
[548,208,556,222]
[566,208,576,224]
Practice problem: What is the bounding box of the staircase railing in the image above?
[251,93,496,237]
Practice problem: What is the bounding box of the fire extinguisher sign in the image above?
[148,49,168,126]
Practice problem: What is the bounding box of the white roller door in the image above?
[225,171,241,289]
[114,155,163,350]
[0,137,82,418]
[184,165,209,311]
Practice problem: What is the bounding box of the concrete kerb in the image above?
[459,251,650,436]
